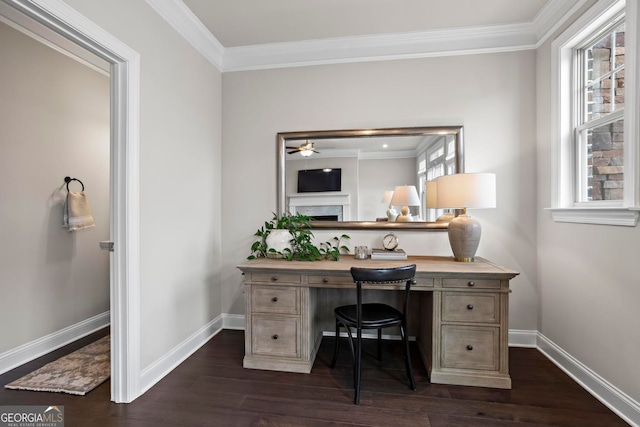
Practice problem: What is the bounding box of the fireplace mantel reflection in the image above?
[288,192,350,221]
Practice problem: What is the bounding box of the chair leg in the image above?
[400,324,416,390]
[330,320,340,368]
[377,328,382,361]
[344,326,356,386]
[354,327,362,404]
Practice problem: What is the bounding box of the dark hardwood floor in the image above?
[0,328,628,426]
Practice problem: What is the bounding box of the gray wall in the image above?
[63,0,223,370]
[535,1,640,402]
[221,52,539,331]
[0,21,110,354]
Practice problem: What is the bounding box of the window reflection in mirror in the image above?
[277,126,464,230]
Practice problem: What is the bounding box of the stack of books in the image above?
[370,248,407,260]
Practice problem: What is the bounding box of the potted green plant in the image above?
[248,212,350,261]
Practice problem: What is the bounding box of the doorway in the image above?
[0,0,140,403]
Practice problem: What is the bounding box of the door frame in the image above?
[1,0,141,403]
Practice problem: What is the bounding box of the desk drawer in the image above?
[252,315,299,358]
[443,278,501,289]
[308,274,352,286]
[442,325,499,370]
[250,273,301,284]
[442,292,499,323]
[252,286,300,315]
[413,277,434,288]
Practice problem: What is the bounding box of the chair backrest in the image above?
[349,265,417,325]
[350,265,416,285]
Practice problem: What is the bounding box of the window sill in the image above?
[546,207,639,226]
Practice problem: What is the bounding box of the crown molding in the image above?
[149,0,583,72]
[223,23,538,72]
[145,0,223,71]
[534,0,587,47]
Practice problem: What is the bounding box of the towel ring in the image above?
[64,176,85,192]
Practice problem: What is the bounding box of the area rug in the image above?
[5,335,110,395]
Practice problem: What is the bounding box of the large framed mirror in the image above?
[277,126,464,230]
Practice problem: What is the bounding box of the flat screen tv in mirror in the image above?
[298,168,341,193]
[277,126,464,230]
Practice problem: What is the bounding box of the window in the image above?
[422,135,457,221]
[576,20,625,203]
[551,0,638,226]
[426,135,456,182]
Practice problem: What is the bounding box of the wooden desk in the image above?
[237,256,519,389]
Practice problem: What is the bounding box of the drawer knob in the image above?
[466,345,473,351]
[467,304,474,310]
[272,297,278,302]
[467,281,475,287]
[323,278,329,283]
[271,276,278,281]
[272,334,279,340]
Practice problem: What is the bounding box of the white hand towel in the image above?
[64,191,95,231]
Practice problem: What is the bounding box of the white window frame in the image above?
[550,0,640,226]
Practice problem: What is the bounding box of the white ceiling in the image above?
[146,0,584,71]
[182,0,550,48]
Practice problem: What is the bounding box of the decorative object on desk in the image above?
[389,185,421,222]
[372,233,406,259]
[248,212,350,261]
[381,190,398,221]
[371,248,407,260]
[425,180,454,223]
[436,173,496,262]
[382,233,399,250]
[62,176,95,231]
[265,229,293,257]
[354,245,369,260]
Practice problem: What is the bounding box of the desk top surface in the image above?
[238,256,519,279]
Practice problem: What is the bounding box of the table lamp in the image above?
[425,180,454,222]
[390,185,421,222]
[436,173,496,261]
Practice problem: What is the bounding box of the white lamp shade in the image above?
[389,185,421,207]
[425,180,439,208]
[436,173,496,209]
[381,190,394,205]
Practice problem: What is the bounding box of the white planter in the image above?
[266,229,293,256]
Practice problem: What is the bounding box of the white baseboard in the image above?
[537,333,640,427]
[139,314,225,395]
[222,313,245,330]
[508,329,538,348]
[0,311,110,375]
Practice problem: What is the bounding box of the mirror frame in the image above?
[277,126,464,230]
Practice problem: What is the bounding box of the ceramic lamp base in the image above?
[386,208,398,222]
[395,205,413,222]
[447,214,481,262]
[436,212,455,223]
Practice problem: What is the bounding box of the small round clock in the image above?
[382,233,399,251]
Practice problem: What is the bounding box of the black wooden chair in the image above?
[330,264,417,404]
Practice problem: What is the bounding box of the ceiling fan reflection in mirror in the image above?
[287,140,319,157]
